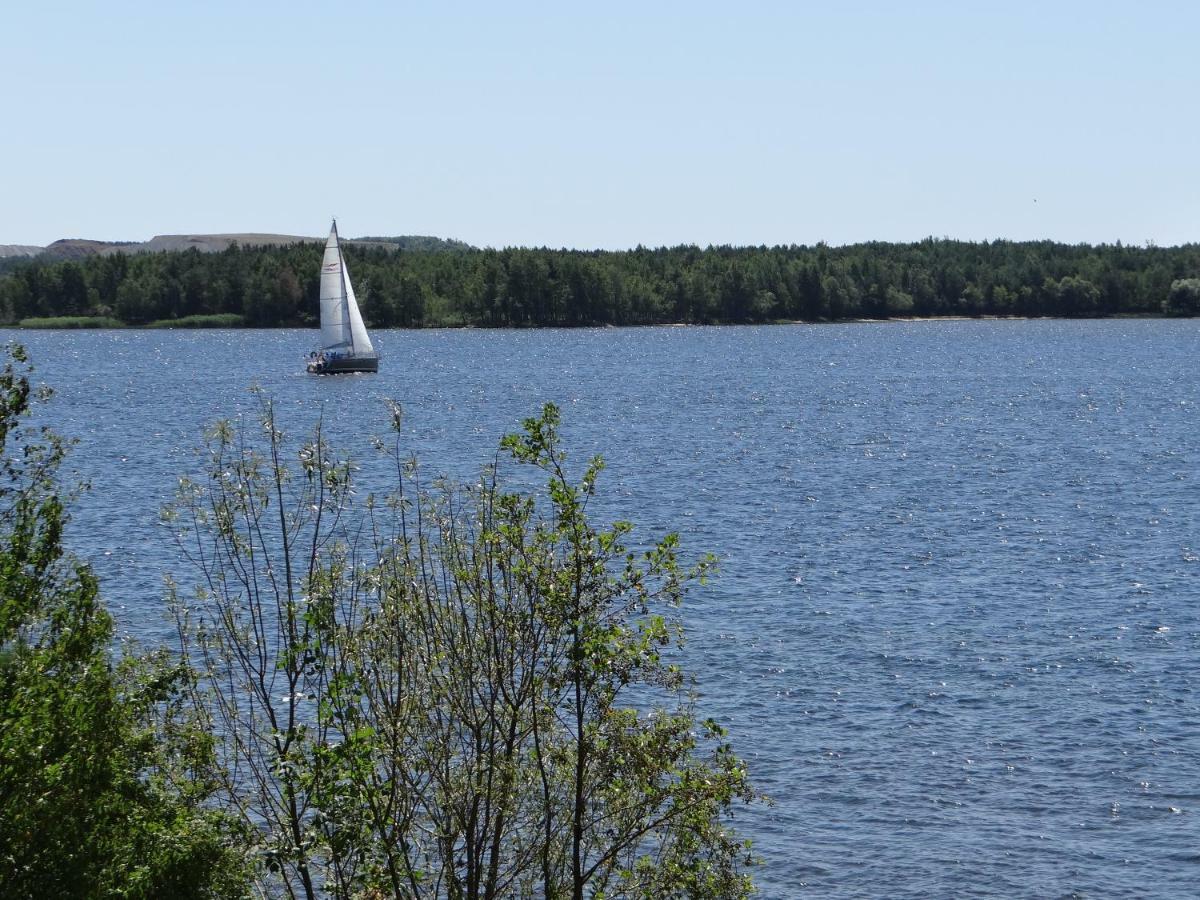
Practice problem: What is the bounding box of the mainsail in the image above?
[319,223,351,349]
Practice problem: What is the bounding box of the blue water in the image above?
[7,320,1199,897]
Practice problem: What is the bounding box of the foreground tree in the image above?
[168,399,757,898]
[0,344,249,899]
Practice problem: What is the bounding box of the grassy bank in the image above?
[13,313,248,329]
[145,313,246,328]
[17,316,126,329]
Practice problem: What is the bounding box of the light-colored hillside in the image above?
[0,244,44,258]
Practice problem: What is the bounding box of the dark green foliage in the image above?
[1163,278,1200,316]
[0,344,249,898]
[0,256,36,278]
[3,238,1199,328]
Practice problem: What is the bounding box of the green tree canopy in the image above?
[1163,278,1200,316]
[0,344,248,899]
[3,238,1199,328]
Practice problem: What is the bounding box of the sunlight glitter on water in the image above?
[7,318,1200,897]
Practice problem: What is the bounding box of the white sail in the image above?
[319,224,351,348]
[341,251,375,354]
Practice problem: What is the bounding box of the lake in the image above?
[6,319,1199,897]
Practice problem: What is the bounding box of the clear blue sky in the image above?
[3,0,1197,249]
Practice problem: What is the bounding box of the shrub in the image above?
[168,399,758,899]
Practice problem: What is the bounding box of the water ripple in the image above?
[6,319,1200,897]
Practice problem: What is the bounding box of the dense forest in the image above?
[2,238,1200,328]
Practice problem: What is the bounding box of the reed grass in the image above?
[145,313,246,328]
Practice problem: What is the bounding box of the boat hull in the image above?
[308,355,379,375]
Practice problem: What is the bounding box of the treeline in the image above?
[3,238,1200,328]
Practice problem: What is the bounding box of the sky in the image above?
[2,0,1197,249]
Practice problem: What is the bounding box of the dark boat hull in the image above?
[308,355,379,375]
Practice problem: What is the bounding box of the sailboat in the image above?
[307,219,379,374]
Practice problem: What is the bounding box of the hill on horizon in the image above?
[0,232,472,260]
